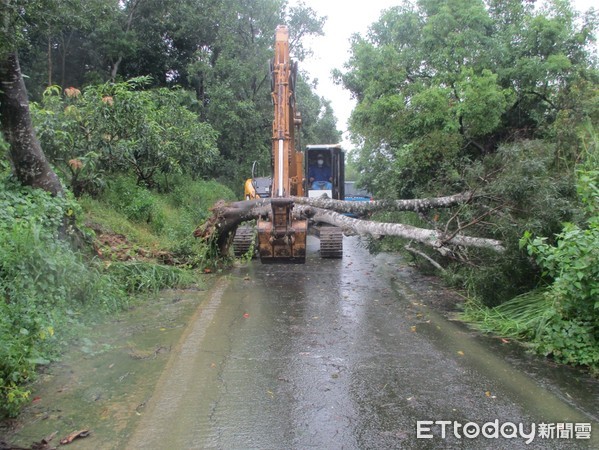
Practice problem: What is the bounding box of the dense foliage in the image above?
[32,78,219,195]
[0,0,597,416]
[337,0,598,368]
[0,168,121,416]
[0,164,235,416]
[337,0,597,289]
[340,0,596,196]
[0,0,342,417]
[461,162,598,373]
[522,164,598,369]
[6,0,339,193]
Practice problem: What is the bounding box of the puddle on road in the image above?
[1,283,216,450]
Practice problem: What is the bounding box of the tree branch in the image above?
[193,194,505,255]
[290,191,474,215]
[299,205,505,252]
[404,243,446,272]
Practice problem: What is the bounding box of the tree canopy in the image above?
[336,0,597,199]
[2,0,339,193]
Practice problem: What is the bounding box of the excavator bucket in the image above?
[257,198,306,263]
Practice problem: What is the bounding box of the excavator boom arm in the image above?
[256,25,306,263]
[271,26,303,198]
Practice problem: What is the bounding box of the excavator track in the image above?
[319,226,343,258]
[233,225,256,258]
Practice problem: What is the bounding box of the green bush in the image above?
[159,175,235,263]
[0,220,126,417]
[31,80,219,195]
[86,174,234,266]
[444,140,580,305]
[0,174,125,417]
[462,166,599,372]
[102,176,159,224]
[520,168,599,369]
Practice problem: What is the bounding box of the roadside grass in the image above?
[460,290,554,341]
[106,261,196,294]
[80,195,162,249]
[0,172,234,418]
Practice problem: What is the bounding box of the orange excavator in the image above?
[233,25,343,263]
[255,25,307,263]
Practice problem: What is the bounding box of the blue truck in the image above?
[344,181,372,202]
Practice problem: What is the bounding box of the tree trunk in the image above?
[193,195,505,255]
[301,205,504,252]
[193,199,270,253]
[110,56,123,82]
[47,35,52,86]
[290,192,474,214]
[0,52,63,196]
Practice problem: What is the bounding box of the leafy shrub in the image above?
[159,175,236,263]
[83,174,234,267]
[0,173,125,417]
[102,176,160,225]
[442,140,581,305]
[520,168,599,369]
[31,80,219,195]
[0,220,125,417]
[462,166,599,372]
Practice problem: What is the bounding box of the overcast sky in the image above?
[289,0,596,148]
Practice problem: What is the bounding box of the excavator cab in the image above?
[305,145,345,200]
[303,144,345,258]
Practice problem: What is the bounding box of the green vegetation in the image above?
[0,165,235,417]
[0,172,119,416]
[462,163,599,373]
[86,174,236,264]
[1,0,339,418]
[338,0,598,370]
[0,0,597,418]
[33,80,220,195]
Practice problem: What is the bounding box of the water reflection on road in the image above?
[127,236,598,449]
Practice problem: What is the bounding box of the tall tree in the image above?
[10,0,333,194]
[1,0,63,196]
[184,0,327,185]
[336,0,597,199]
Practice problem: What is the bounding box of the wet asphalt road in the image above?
[127,236,598,449]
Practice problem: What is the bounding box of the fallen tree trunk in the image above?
[290,191,474,215]
[193,199,270,254]
[194,193,505,255]
[299,205,504,253]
